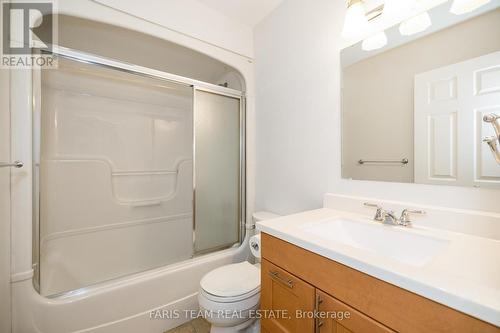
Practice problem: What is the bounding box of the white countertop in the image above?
[257,208,500,326]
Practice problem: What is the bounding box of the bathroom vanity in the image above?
[257,196,500,333]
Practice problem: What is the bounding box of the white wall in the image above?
[254,0,340,214]
[92,0,254,58]
[254,0,500,215]
[36,14,245,90]
[0,44,12,333]
[0,3,11,327]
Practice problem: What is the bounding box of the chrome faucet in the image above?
[364,203,385,222]
[484,113,500,137]
[483,113,500,165]
[384,210,400,225]
[364,203,398,225]
[399,209,426,226]
[364,203,426,227]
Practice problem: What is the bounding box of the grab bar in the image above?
[358,158,408,165]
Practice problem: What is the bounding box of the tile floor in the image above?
[165,318,210,333]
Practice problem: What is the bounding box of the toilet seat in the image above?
[200,286,260,303]
[200,262,260,303]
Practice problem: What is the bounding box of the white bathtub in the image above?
[12,236,250,333]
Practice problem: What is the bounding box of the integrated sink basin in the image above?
[257,203,500,327]
[300,218,449,267]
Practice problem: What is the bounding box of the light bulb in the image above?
[450,0,491,15]
[342,0,369,39]
[399,11,432,36]
[362,32,388,51]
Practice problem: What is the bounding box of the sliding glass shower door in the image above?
[35,54,244,296]
[194,90,242,253]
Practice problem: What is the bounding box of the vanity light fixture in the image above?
[342,0,370,39]
[362,31,388,51]
[380,0,415,21]
[450,0,491,15]
[399,11,432,36]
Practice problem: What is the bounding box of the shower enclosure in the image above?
[32,48,245,296]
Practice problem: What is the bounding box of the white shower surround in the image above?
[9,0,256,332]
[37,57,197,296]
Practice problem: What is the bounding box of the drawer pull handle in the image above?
[315,295,323,333]
[269,271,294,289]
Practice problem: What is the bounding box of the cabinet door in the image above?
[261,259,315,333]
[317,290,394,333]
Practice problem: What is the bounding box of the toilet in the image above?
[198,212,279,333]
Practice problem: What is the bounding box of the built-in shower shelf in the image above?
[43,157,192,204]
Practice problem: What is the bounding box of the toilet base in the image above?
[210,318,260,333]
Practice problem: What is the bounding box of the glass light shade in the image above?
[342,1,370,39]
[450,0,491,15]
[381,0,416,21]
[399,11,432,36]
[362,32,388,51]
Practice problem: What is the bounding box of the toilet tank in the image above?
[250,212,279,264]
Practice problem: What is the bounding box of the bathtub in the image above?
[12,234,250,333]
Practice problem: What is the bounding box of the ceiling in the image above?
[195,0,284,27]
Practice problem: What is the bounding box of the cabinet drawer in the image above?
[317,289,394,333]
[261,259,315,333]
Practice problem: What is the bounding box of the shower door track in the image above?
[32,45,247,297]
[40,45,244,98]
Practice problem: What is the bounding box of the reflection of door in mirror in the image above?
[341,5,500,187]
[414,51,500,188]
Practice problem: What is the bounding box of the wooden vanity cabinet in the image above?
[261,258,392,333]
[261,259,315,333]
[316,290,394,333]
[261,233,500,333]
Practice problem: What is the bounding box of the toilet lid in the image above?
[200,262,260,298]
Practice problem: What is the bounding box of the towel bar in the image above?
[358,158,409,165]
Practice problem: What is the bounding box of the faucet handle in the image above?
[483,113,500,123]
[399,209,426,226]
[364,202,385,222]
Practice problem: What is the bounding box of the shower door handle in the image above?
[0,161,24,168]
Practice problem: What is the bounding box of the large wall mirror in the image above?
[341,0,500,188]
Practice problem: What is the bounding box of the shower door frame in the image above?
[32,45,246,296]
[192,86,247,255]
